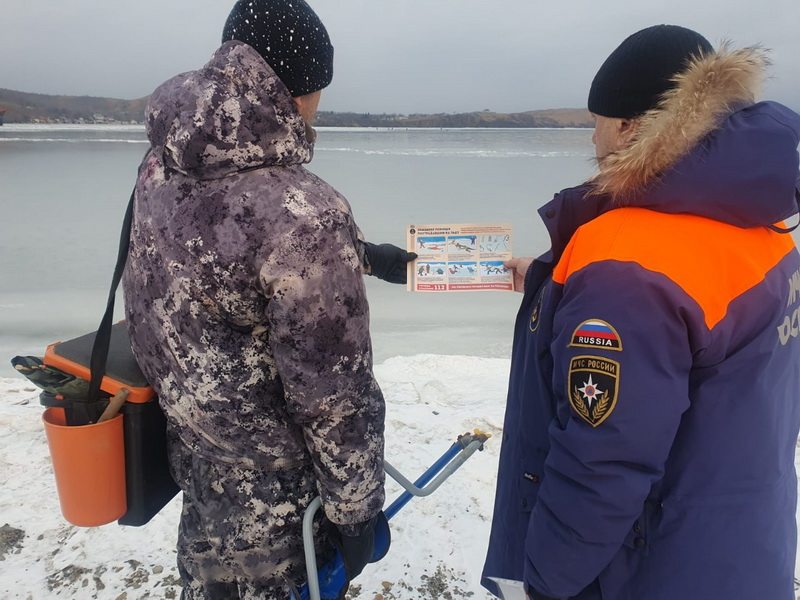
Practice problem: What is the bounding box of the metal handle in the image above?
[296,430,491,600]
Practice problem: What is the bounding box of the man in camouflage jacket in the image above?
[122,1,414,597]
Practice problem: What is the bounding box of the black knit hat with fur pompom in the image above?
[588,25,713,119]
[222,0,334,97]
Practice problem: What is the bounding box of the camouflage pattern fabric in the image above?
[168,430,332,599]
[122,39,385,535]
[10,355,91,398]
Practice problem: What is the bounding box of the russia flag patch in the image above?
[569,319,622,350]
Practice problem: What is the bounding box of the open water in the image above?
[0,124,596,373]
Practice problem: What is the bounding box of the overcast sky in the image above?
[3,0,799,114]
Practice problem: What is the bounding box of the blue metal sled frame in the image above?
[298,430,491,600]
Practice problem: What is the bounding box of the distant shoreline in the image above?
[0,87,592,128]
[0,123,593,131]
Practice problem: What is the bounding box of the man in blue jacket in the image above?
[482,25,800,600]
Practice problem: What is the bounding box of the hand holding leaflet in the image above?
[364,242,418,284]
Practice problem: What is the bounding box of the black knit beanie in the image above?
[588,25,714,119]
[222,0,334,97]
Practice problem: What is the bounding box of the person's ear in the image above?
[292,90,322,123]
[618,118,640,146]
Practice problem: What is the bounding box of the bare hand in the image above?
[504,257,534,293]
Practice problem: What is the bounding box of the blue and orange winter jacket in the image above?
[483,47,800,599]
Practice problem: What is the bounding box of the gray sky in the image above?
[3,0,799,114]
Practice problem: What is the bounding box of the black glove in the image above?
[363,241,417,284]
[337,516,377,578]
[323,511,391,599]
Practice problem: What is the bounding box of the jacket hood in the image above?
[145,41,313,180]
[590,45,800,228]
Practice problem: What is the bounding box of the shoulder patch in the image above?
[567,355,620,427]
[569,319,622,350]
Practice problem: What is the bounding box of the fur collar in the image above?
[590,45,770,201]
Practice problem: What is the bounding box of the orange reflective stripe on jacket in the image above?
[552,207,796,330]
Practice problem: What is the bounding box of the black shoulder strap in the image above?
[766,187,800,234]
[87,186,135,403]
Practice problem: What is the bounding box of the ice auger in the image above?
[291,430,491,600]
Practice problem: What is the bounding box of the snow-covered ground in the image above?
[0,355,507,599]
[2,354,799,599]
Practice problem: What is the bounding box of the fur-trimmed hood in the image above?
[591,45,800,228]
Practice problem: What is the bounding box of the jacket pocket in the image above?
[622,498,658,553]
[598,499,656,600]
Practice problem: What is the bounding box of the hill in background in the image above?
[0,88,592,128]
[0,89,149,124]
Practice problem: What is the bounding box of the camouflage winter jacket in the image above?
[122,41,385,525]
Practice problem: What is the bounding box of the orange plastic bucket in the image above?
[42,407,127,526]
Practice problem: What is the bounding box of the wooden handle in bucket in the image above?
[98,388,129,423]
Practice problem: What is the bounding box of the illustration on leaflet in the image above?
[407,223,513,292]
